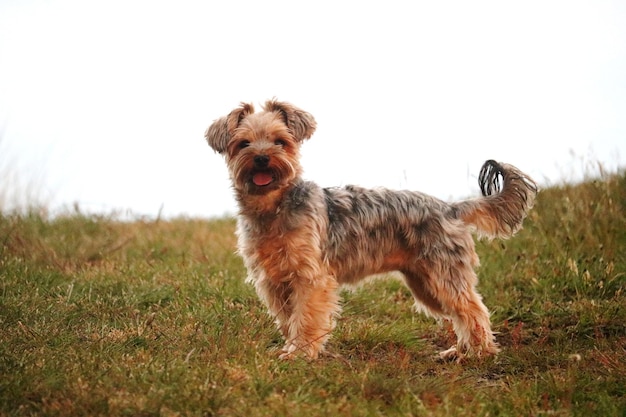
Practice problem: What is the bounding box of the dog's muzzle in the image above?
[250,155,274,187]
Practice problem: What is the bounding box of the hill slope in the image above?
[1,172,625,416]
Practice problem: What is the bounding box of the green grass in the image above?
[1,172,625,416]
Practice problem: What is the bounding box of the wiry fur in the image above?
[205,99,538,361]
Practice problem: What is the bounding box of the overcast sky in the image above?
[1,0,624,218]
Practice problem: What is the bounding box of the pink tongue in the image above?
[253,172,273,186]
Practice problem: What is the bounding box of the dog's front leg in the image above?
[253,279,294,353]
[279,276,340,360]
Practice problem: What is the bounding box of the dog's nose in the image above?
[254,155,270,168]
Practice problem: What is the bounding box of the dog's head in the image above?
[205,100,316,198]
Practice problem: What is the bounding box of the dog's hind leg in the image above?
[403,264,499,361]
[437,281,499,361]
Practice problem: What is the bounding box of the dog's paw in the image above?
[437,344,499,363]
[437,346,464,363]
[277,343,321,361]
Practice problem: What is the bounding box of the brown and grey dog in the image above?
[205,99,537,361]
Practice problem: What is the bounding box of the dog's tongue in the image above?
[253,172,273,186]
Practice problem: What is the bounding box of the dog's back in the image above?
[321,184,473,283]
[320,160,537,283]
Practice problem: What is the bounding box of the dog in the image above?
[205,99,537,361]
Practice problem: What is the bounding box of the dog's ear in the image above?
[264,100,317,142]
[205,103,255,154]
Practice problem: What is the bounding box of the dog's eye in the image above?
[274,139,287,147]
[238,140,250,149]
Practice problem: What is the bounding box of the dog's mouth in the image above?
[251,171,274,187]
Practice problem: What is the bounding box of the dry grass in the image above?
[1,170,625,416]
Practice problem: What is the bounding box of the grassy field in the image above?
[1,171,625,416]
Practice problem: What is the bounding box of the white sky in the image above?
[1,0,625,218]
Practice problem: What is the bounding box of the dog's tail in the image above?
[452,160,538,239]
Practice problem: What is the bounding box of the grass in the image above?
[1,171,625,416]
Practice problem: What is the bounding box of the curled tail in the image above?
[453,160,538,239]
